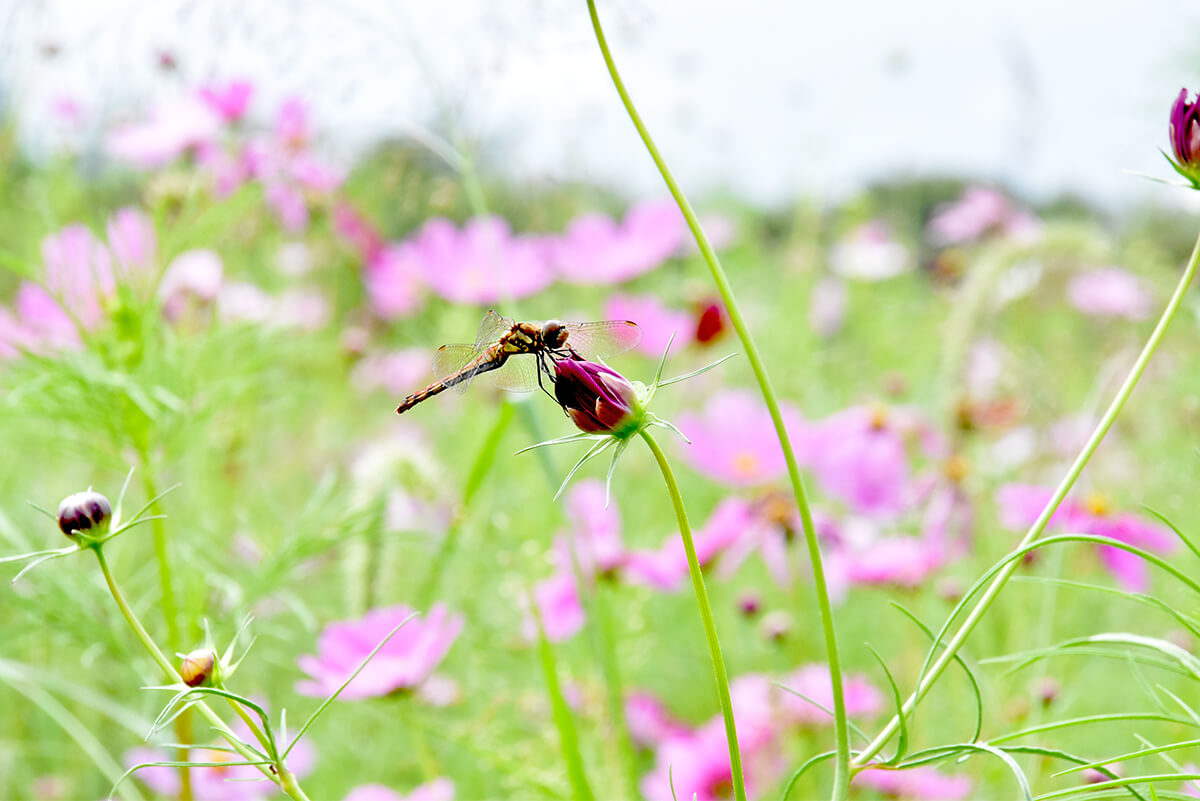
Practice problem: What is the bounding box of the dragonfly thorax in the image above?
[541,320,569,349]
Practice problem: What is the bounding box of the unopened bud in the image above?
[180,649,218,688]
[760,610,791,642]
[737,593,761,617]
[56,491,111,540]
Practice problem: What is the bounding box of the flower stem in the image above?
[587,3,850,795]
[92,547,311,801]
[640,429,745,801]
[852,228,1200,767]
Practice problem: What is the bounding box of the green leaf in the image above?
[865,643,907,764]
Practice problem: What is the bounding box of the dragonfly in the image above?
[395,310,642,414]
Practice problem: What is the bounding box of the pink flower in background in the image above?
[351,349,433,396]
[625,497,752,592]
[677,391,810,487]
[562,480,627,575]
[198,79,254,123]
[640,719,753,801]
[365,243,426,319]
[604,293,694,356]
[106,95,223,168]
[778,663,884,725]
[828,221,910,281]
[296,604,463,699]
[855,766,972,800]
[808,405,914,519]
[625,691,691,747]
[842,534,943,587]
[809,275,847,338]
[159,249,223,321]
[926,186,1041,246]
[1067,267,1153,320]
[106,207,157,276]
[1,284,79,354]
[996,484,1177,591]
[554,199,685,285]
[344,779,455,801]
[402,217,553,304]
[41,224,115,329]
[526,570,585,642]
[218,282,275,324]
[127,717,315,801]
[289,151,345,192]
[334,202,385,264]
[266,182,309,232]
[276,96,309,147]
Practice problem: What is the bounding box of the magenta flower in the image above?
[106,96,223,169]
[677,391,810,487]
[275,97,309,148]
[126,717,315,801]
[1169,89,1200,183]
[365,243,426,319]
[344,779,455,801]
[42,224,116,330]
[828,221,910,281]
[553,199,685,285]
[334,202,386,264]
[841,533,944,588]
[296,604,463,700]
[0,284,79,356]
[996,484,1177,591]
[562,479,627,575]
[526,569,585,642]
[554,359,643,435]
[855,766,972,800]
[640,719,752,801]
[625,691,690,748]
[777,663,884,725]
[198,79,254,123]
[399,217,553,305]
[604,293,694,356]
[1067,267,1153,320]
[926,187,1041,246]
[624,497,753,592]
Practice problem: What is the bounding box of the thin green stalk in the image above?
[640,429,745,801]
[532,596,596,801]
[92,547,312,801]
[587,3,850,794]
[852,229,1200,767]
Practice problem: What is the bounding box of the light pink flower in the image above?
[855,766,972,800]
[808,405,915,519]
[159,249,223,321]
[625,691,690,748]
[562,479,627,575]
[554,199,685,285]
[365,243,426,319]
[106,207,157,277]
[42,224,115,329]
[352,348,434,396]
[640,720,751,801]
[266,182,309,232]
[296,604,463,700]
[604,293,694,357]
[276,288,330,331]
[276,97,309,147]
[842,534,943,587]
[810,275,847,338]
[106,96,223,168]
[344,779,455,801]
[677,391,810,487]
[926,187,1041,246]
[777,663,884,725]
[526,570,585,642]
[996,484,1177,591]
[198,79,254,123]
[829,221,910,281]
[3,284,79,354]
[401,217,553,305]
[334,202,385,264]
[624,497,751,592]
[1067,267,1153,320]
[218,281,275,324]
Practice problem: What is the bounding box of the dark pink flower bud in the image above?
[1171,88,1200,168]
[553,358,643,436]
[56,491,111,539]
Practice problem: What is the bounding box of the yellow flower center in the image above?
[733,452,760,477]
[868,402,890,430]
[1084,492,1111,517]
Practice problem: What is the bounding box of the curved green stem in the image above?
[852,229,1200,767]
[640,429,745,801]
[588,3,850,795]
[93,547,312,801]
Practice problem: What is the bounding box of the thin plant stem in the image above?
[851,229,1200,767]
[587,3,850,795]
[640,429,745,801]
[92,547,312,801]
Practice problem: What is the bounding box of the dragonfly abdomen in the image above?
[394,351,507,414]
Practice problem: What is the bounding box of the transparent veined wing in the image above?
[475,310,515,351]
[473,353,540,393]
[561,320,642,361]
[432,344,487,394]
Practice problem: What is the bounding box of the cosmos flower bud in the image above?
[56,491,111,540]
[180,649,218,687]
[694,299,727,344]
[553,358,644,436]
[1169,89,1200,187]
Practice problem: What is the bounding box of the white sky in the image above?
[2,0,1198,208]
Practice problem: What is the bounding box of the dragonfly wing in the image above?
[475,354,539,393]
[432,344,483,394]
[475,310,515,351]
[563,320,643,360]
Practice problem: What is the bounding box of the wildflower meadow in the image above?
[5,3,1200,801]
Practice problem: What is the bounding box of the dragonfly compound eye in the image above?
[542,320,568,348]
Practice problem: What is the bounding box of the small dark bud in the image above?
[1033,677,1059,708]
[180,649,218,687]
[737,593,761,617]
[56,491,111,539]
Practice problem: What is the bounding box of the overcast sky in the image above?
[2,0,1199,209]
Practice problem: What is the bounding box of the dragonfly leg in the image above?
[535,352,557,403]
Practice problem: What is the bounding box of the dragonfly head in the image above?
[541,320,569,349]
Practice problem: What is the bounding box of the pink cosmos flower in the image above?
[640,718,753,801]
[344,779,455,801]
[334,202,385,264]
[777,663,884,725]
[106,207,157,277]
[1067,267,1153,320]
[276,97,309,148]
[828,221,910,281]
[841,533,944,587]
[554,199,685,285]
[625,691,691,748]
[126,717,315,801]
[106,95,223,168]
[996,484,1177,591]
[562,479,627,575]
[351,349,434,397]
[810,275,847,338]
[159,249,223,322]
[624,497,751,591]
[0,284,79,355]
[365,243,426,319]
[198,79,254,123]
[266,182,309,232]
[677,391,810,487]
[604,293,694,357]
[401,217,554,305]
[42,224,115,330]
[855,766,972,800]
[926,187,1041,246]
[296,604,463,700]
[526,569,586,642]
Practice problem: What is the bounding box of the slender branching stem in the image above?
[851,230,1200,767]
[640,429,745,801]
[588,3,850,794]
